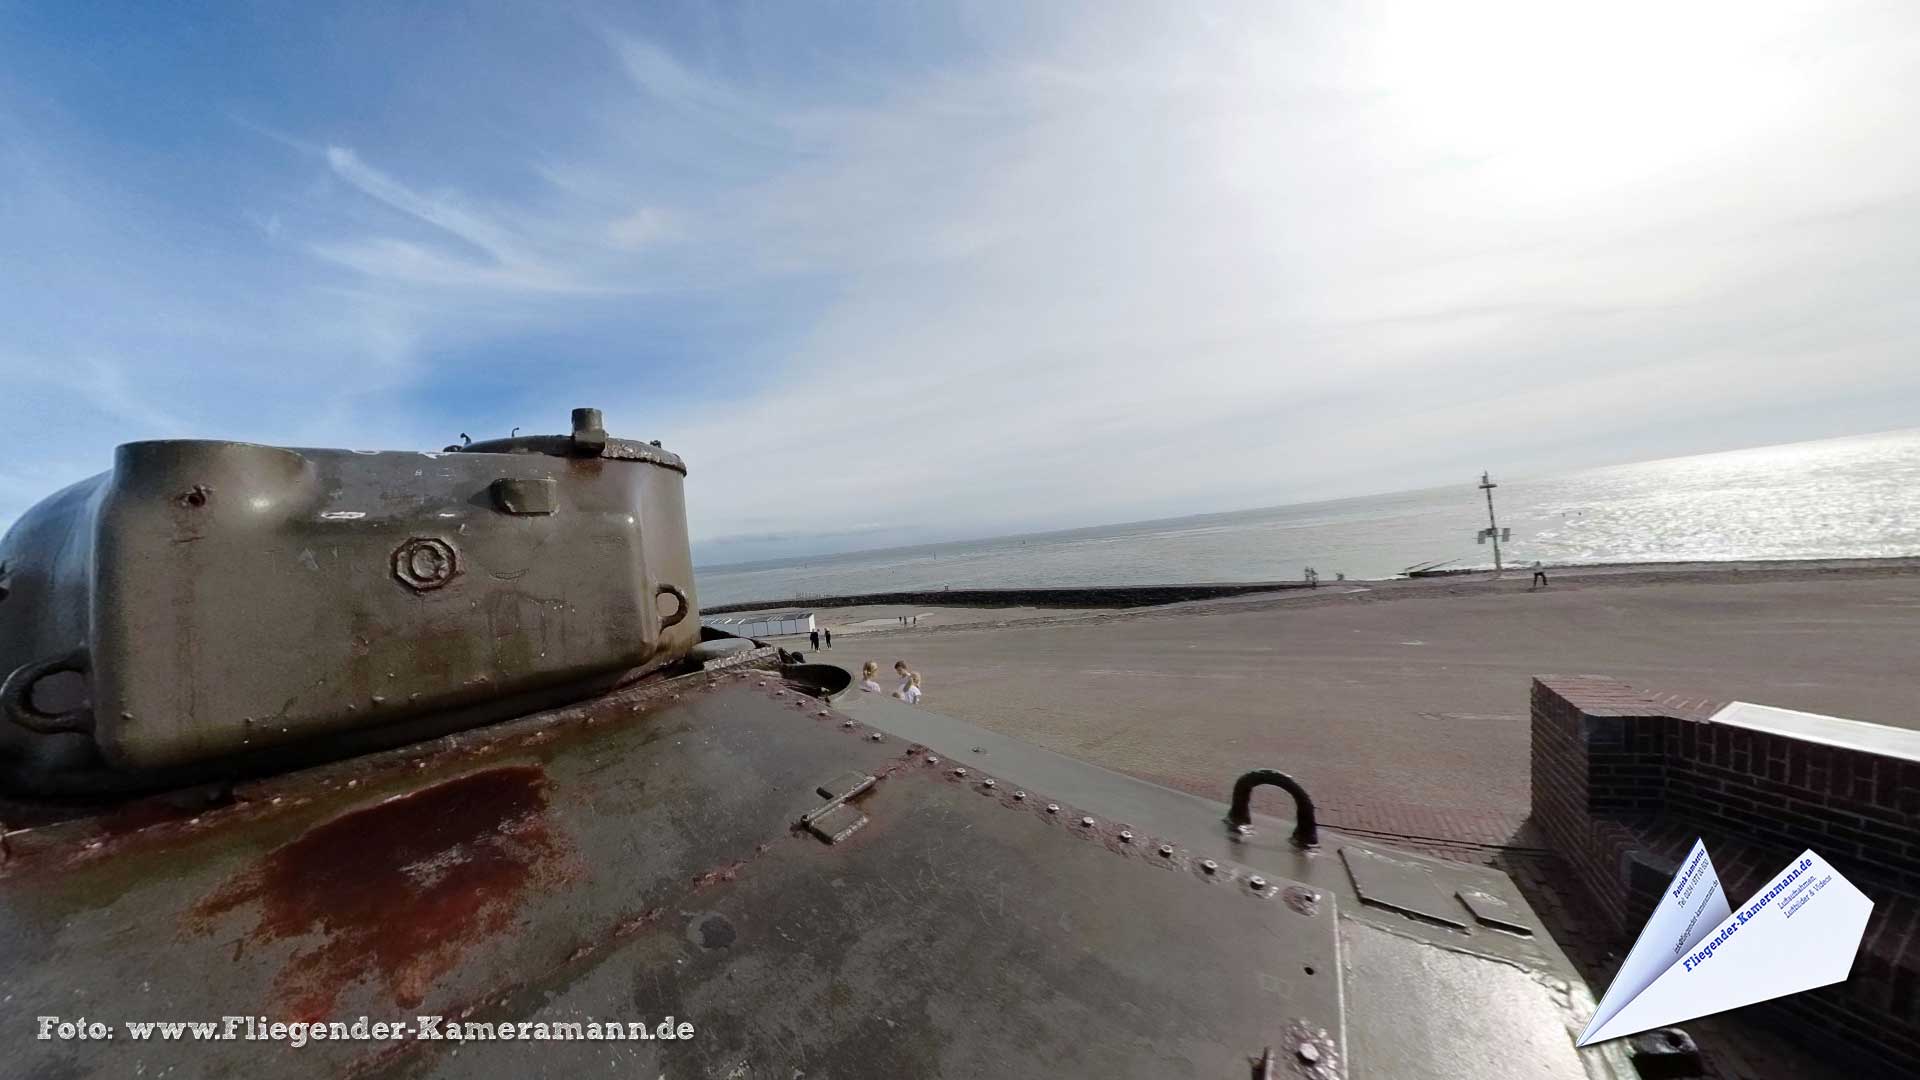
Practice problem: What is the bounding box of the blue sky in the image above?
[5,2,1919,565]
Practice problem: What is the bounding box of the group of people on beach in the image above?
[860,659,922,704]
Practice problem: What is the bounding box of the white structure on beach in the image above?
[701,611,816,639]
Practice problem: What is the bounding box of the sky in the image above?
[3,1,1919,565]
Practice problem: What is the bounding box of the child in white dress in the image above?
[859,661,882,693]
[895,671,922,704]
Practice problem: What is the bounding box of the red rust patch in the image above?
[187,765,575,1020]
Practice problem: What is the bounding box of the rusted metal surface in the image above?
[186,765,578,1020]
[0,407,697,796]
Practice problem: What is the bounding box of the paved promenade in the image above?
[828,567,1920,848]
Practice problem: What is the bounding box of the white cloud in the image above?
[4,2,1919,556]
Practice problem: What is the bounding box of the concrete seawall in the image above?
[701,581,1309,614]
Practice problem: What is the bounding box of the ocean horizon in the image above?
[693,427,1920,607]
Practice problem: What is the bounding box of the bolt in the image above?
[817,710,830,718]
[1249,876,1268,891]
[842,720,855,728]
[1158,844,1174,857]
[983,778,996,788]
[867,732,882,742]
[1046,803,1060,814]
[952,768,968,778]
[1012,790,1027,800]
[1297,1043,1321,1065]
[1080,816,1096,828]
[927,756,940,765]
[1119,830,1134,843]
[1202,859,1219,874]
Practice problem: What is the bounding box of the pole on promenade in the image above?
[1478,471,1503,573]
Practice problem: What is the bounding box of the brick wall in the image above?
[1531,675,1920,1073]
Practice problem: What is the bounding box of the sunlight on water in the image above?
[696,429,1920,605]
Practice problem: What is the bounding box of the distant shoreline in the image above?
[698,554,1920,614]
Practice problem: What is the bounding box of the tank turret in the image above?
[0,408,696,796]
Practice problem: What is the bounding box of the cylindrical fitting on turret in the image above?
[570,408,608,457]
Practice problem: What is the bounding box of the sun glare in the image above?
[1366,2,1813,204]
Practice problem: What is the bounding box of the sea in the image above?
[693,428,1920,607]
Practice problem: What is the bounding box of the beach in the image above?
[726,558,1920,850]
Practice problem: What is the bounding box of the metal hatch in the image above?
[1340,845,1470,930]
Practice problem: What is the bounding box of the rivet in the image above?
[952,768,968,778]
[1046,803,1060,814]
[1080,816,1096,828]
[983,778,996,788]
[1158,844,1174,857]
[1202,859,1219,874]
[867,732,883,742]
[1119,830,1134,843]
[1013,790,1027,800]
[1297,1043,1321,1065]
[1249,876,1268,891]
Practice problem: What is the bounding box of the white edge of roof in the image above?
[1708,701,1920,766]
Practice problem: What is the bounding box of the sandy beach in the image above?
[724,558,1920,847]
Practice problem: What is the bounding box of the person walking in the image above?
[1531,561,1548,590]
[824,628,832,648]
[809,628,821,650]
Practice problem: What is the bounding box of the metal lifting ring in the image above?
[1,648,94,736]
[1226,768,1319,849]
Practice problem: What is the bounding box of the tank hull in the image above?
[0,661,1634,1078]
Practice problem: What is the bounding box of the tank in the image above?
[0,413,1664,1078]
[0,407,695,796]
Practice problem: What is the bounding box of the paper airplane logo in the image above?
[1578,839,1873,1045]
